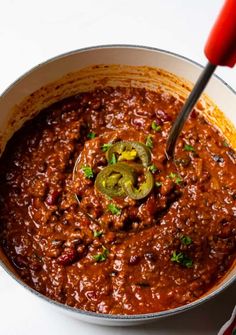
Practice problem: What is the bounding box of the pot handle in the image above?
[204,0,236,67]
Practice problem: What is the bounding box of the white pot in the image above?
[0,45,235,326]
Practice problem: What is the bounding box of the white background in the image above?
[0,1,235,334]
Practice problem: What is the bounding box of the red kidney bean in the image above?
[57,247,77,266]
[45,189,60,206]
[155,109,172,123]
[14,255,28,269]
[29,261,42,271]
[86,290,98,301]
[131,117,146,128]
[90,98,101,110]
[128,255,141,265]
[190,109,198,119]
[144,252,156,261]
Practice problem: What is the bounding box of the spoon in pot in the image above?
[166,0,236,158]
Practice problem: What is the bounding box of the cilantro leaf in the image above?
[145,134,153,149]
[180,235,192,245]
[171,251,193,268]
[93,230,103,238]
[107,203,121,215]
[151,121,161,132]
[101,143,113,152]
[148,164,158,173]
[93,246,109,262]
[81,166,93,179]
[168,172,182,185]
[87,132,96,139]
[155,181,162,187]
[223,140,229,147]
[184,144,195,152]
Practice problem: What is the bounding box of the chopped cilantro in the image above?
[87,132,96,139]
[109,153,117,165]
[107,203,121,215]
[180,235,192,245]
[151,121,161,132]
[155,181,162,187]
[171,251,193,268]
[93,246,109,262]
[184,144,195,152]
[81,166,93,179]
[168,172,182,185]
[223,140,229,147]
[148,164,158,173]
[93,230,103,238]
[101,143,113,152]
[145,134,153,149]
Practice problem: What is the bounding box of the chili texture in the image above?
[0,86,235,315]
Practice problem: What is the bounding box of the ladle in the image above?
[166,0,236,158]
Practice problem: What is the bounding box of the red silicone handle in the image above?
[204,0,236,67]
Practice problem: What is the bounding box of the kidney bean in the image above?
[190,109,198,119]
[90,98,101,110]
[144,252,156,261]
[128,255,141,265]
[29,261,42,271]
[14,255,28,269]
[47,246,62,258]
[155,109,172,123]
[131,117,146,128]
[57,247,77,266]
[86,290,98,301]
[45,189,60,206]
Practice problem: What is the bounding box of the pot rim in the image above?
[0,44,235,321]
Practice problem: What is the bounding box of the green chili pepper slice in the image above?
[123,168,154,200]
[95,163,136,198]
[106,141,151,167]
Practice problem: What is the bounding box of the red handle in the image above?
[204,0,236,67]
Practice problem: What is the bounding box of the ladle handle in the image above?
[204,0,236,67]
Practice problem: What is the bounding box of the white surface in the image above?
[0,0,236,334]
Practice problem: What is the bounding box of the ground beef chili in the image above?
[0,86,235,315]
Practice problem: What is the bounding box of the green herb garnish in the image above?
[171,251,193,268]
[109,153,117,165]
[223,140,229,147]
[184,144,195,152]
[87,132,96,139]
[168,172,182,185]
[93,246,109,262]
[148,164,158,173]
[81,166,94,179]
[151,121,161,132]
[107,203,121,215]
[93,230,103,238]
[180,235,192,245]
[101,143,113,152]
[155,181,162,187]
[145,135,153,149]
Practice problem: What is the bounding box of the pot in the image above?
[0,45,235,326]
